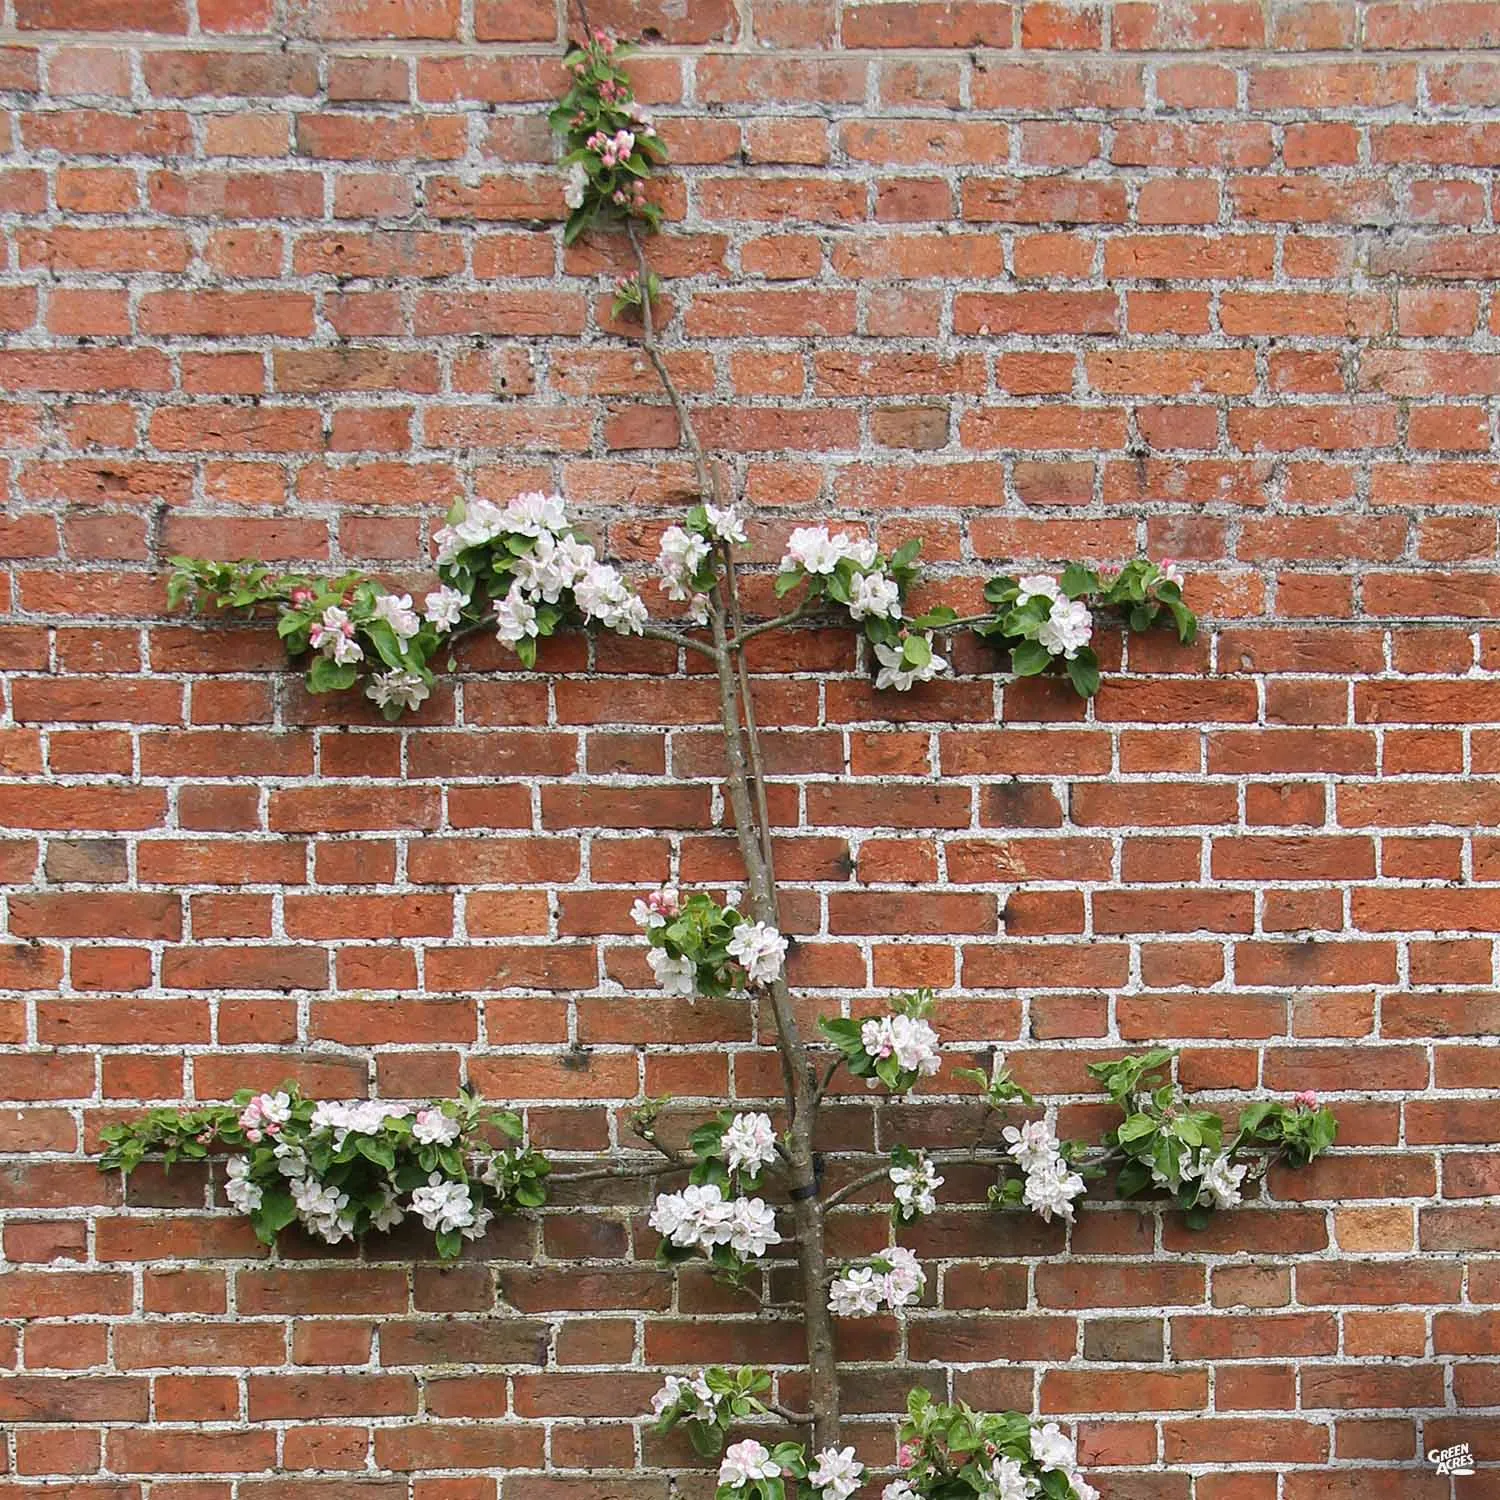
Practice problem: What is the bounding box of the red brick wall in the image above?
[2,0,1498,1493]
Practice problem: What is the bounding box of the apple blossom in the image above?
[657,524,710,601]
[1030,1422,1076,1474]
[1037,597,1093,660]
[705,502,747,544]
[726,920,787,986]
[1197,1150,1246,1210]
[721,1112,778,1175]
[224,1155,262,1213]
[410,1172,478,1234]
[861,1013,941,1077]
[494,591,539,647]
[646,947,697,998]
[985,1455,1038,1500]
[372,591,421,639]
[309,606,363,665]
[828,1265,882,1317]
[873,637,947,692]
[726,1195,781,1258]
[719,1440,779,1490]
[502,491,569,537]
[412,1107,460,1146]
[423,585,467,631]
[890,1152,943,1216]
[573,561,647,635]
[1003,1120,1059,1173]
[1016,573,1063,605]
[848,569,903,621]
[365,669,429,712]
[809,1446,864,1500]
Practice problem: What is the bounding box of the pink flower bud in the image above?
[245,1128,262,1143]
[290,587,313,607]
[647,885,680,919]
[1294,1090,1319,1109]
[898,1443,918,1470]
[265,1120,281,1135]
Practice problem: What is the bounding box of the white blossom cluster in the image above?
[861,1013,942,1079]
[715,1441,865,1500]
[1016,575,1093,661]
[410,1170,492,1240]
[890,1153,944,1217]
[656,524,711,623]
[873,636,947,692]
[412,1106,461,1146]
[808,1445,865,1500]
[719,1440,782,1490]
[780,525,905,624]
[236,1090,291,1144]
[726,920,788,987]
[310,1099,410,1148]
[649,1182,781,1259]
[1004,1120,1087,1224]
[646,946,698,997]
[654,505,746,624]
[649,1370,716,1422]
[365,669,429,712]
[1159,1147,1246,1209]
[309,604,363,666]
[827,1245,925,1316]
[721,1112,778,1175]
[434,491,648,641]
[881,1424,1097,1500]
[630,884,680,930]
[780,525,876,575]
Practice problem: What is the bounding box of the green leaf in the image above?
[1010,639,1051,676]
[1065,647,1101,698]
[902,633,932,669]
[515,635,538,669]
[1060,562,1100,599]
[251,1190,297,1243]
[910,605,958,631]
[306,656,358,694]
[1117,1113,1158,1143]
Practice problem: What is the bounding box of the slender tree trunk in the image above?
[707,598,842,1450]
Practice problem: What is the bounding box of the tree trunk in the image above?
[708,600,842,1451]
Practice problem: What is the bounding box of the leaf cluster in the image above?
[549,31,668,244]
[818,989,936,1094]
[167,557,447,720]
[653,1366,775,1459]
[645,891,758,999]
[99,1085,549,1260]
[897,1390,1082,1500]
[977,559,1197,699]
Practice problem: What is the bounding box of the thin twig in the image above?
[626,218,715,508]
[724,548,778,892]
[770,1402,814,1427]
[730,598,814,649]
[811,1056,842,1109]
[641,622,721,662]
[549,1157,691,1185]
